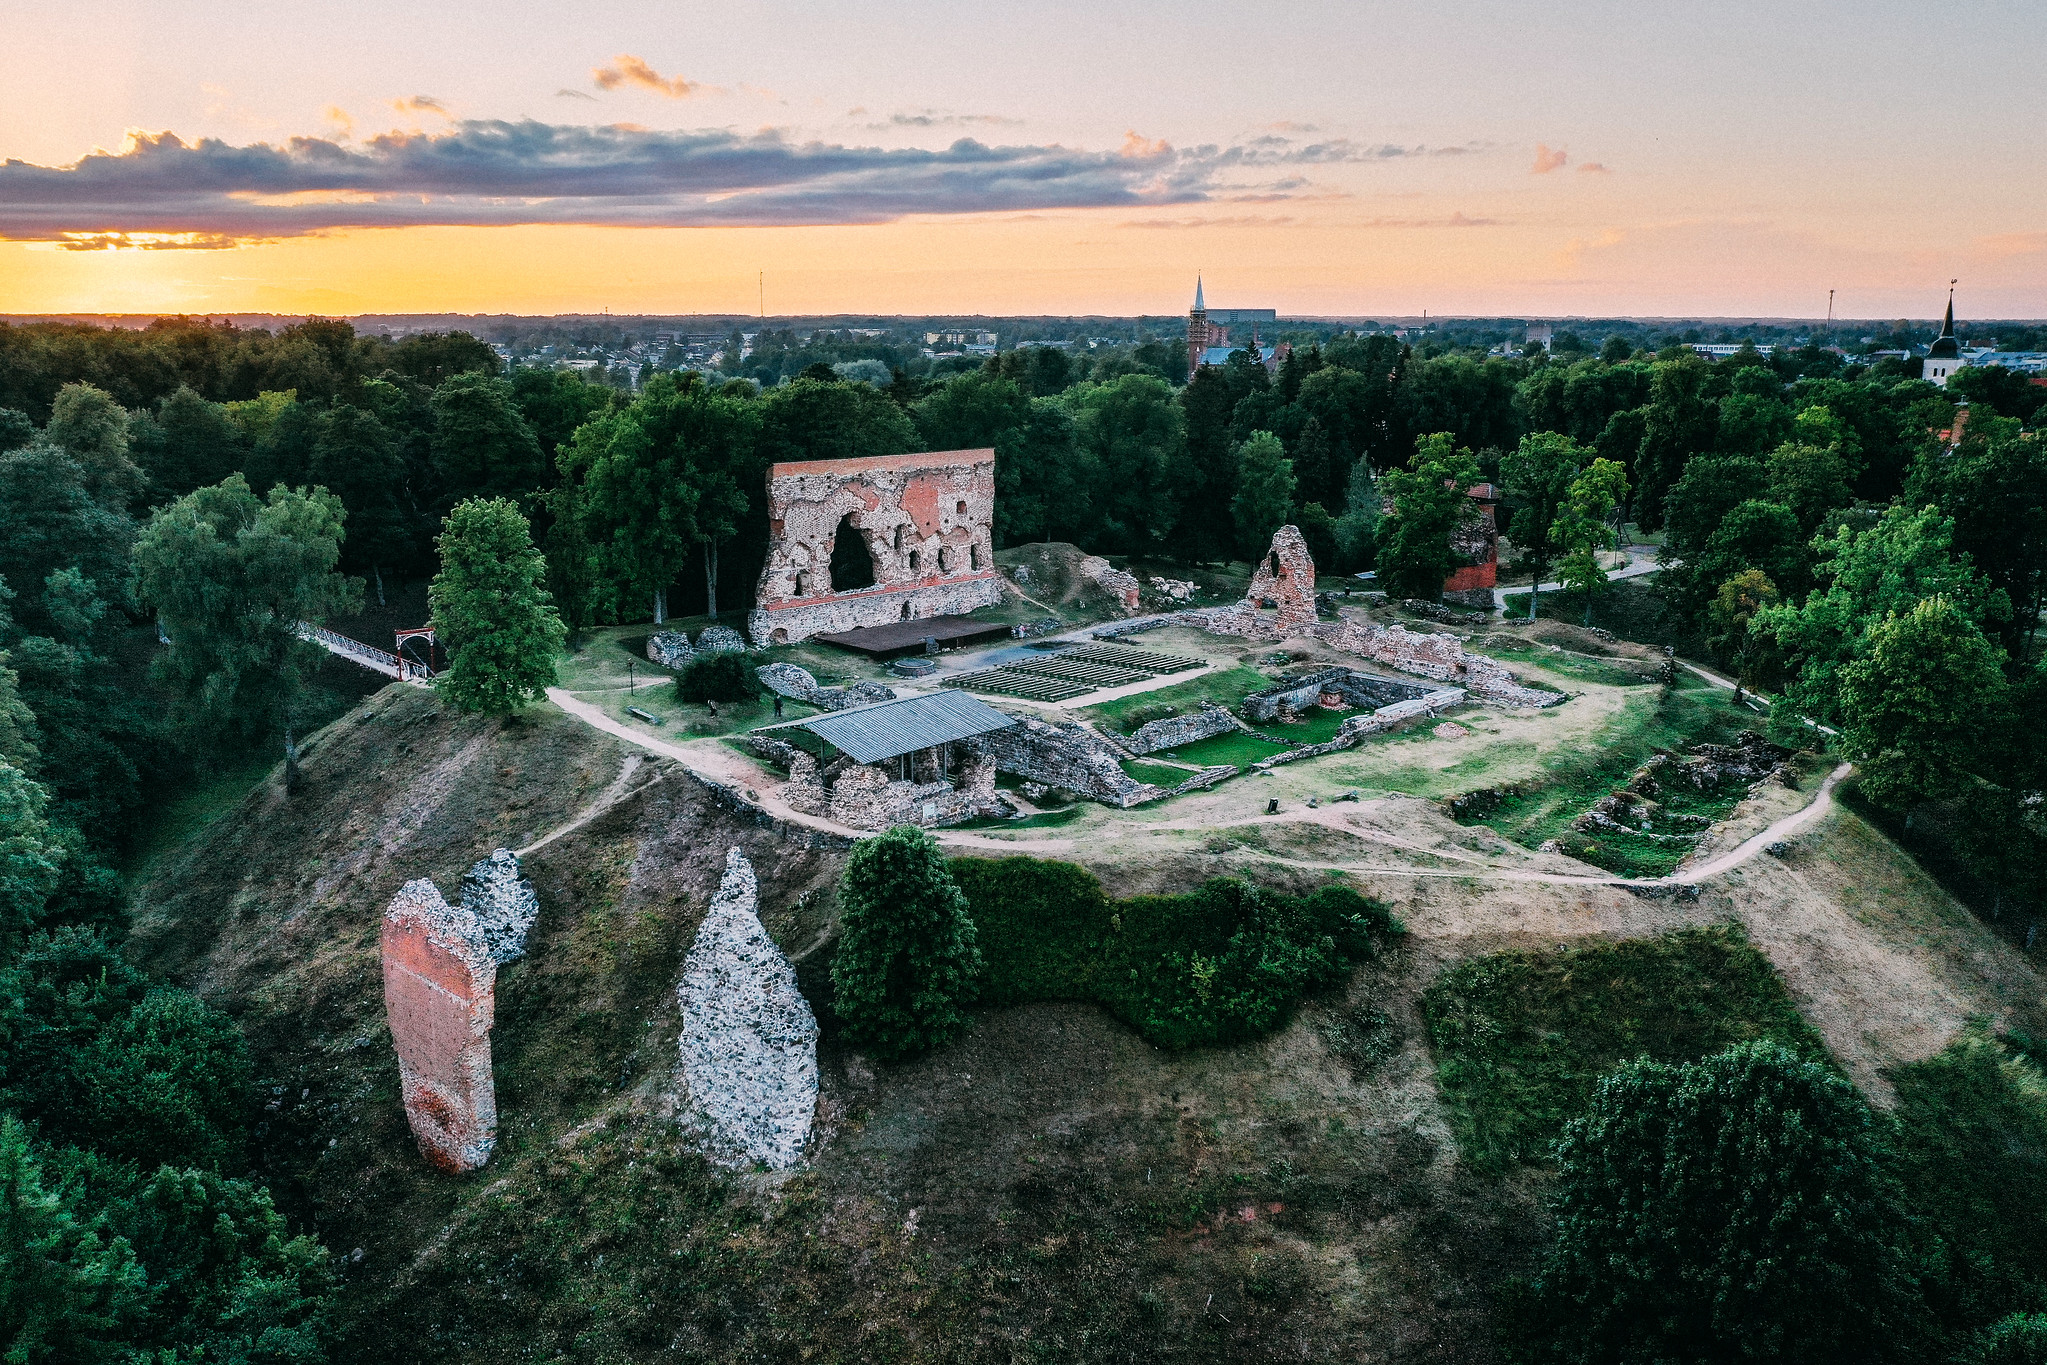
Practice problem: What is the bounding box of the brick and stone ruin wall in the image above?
[748,449,1006,646]
[676,848,818,1170]
[747,734,1005,830]
[756,662,897,713]
[1442,485,1500,609]
[1241,524,1319,629]
[379,850,539,1173]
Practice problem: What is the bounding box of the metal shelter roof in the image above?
[753,689,1015,765]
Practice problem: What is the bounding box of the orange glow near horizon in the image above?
[4,207,2042,322]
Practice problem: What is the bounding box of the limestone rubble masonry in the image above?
[676,848,819,1170]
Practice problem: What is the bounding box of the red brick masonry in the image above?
[381,880,499,1172]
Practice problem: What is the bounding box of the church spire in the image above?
[1193,275,1205,312]
[1939,283,1955,339]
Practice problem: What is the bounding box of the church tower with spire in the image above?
[1924,285,1966,388]
[1186,275,1215,382]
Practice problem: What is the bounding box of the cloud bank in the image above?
[0,120,1420,246]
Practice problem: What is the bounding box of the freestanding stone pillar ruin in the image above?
[676,848,819,1169]
[1244,524,1318,629]
[380,849,539,1173]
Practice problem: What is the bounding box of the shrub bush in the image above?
[1512,1041,1934,1364]
[830,827,983,1060]
[674,650,763,704]
[951,857,1400,1049]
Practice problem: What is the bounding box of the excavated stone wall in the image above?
[1122,701,1245,754]
[1249,689,1466,767]
[646,631,694,669]
[980,715,1161,807]
[755,662,897,712]
[1241,667,1436,723]
[748,449,1005,645]
[1078,556,1141,613]
[676,848,819,1170]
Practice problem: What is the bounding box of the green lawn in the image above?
[1158,730,1292,770]
[120,751,280,878]
[1084,665,1273,729]
[1120,758,1194,787]
[1420,926,1828,1173]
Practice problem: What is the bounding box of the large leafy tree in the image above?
[1515,1042,1932,1364]
[1501,431,1590,617]
[44,382,146,511]
[992,399,1085,547]
[429,373,548,510]
[912,371,1029,454]
[135,385,244,500]
[135,475,360,788]
[1065,374,1186,554]
[1376,433,1482,601]
[1837,595,2010,809]
[1553,456,1631,623]
[1758,504,2001,728]
[311,404,414,606]
[830,826,983,1060]
[1633,355,1718,528]
[0,443,135,641]
[1230,430,1295,559]
[429,497,565,716]
[1906,416,2047,657]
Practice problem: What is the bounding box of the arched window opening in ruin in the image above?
[908,549,920,571]
[827,514,877,592]
[893,524,905,553]
[770,628,789,645]
[900,602,912,619]
[792,569,809,596]
[969,543,980,570]
[956,499,968,515]
[1267,553,1279,578]
[937,545,952,572]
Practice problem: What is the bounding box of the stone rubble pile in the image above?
[458,849,541,964]
[1121,701,1244,755]
[676,848,819,1170]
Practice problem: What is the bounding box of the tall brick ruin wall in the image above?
[379,851,539,1173]
[748,449,1006,645]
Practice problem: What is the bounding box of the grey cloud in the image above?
[873,111,1026,129]
[0,123,1450,244]
[556,88,597,100]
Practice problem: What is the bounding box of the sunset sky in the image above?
[1,0,2041,320]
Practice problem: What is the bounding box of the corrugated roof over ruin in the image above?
[753,689,1015,765]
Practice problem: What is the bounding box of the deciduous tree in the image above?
[429,497,565,716]
[830,826,983,1060]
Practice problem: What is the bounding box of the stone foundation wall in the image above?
[980,715,1161,807]
[1249,689,1466,767]
[1241,667,1435,723]
[756,662,897,712]
[749,448,1004,645]
[1123,701,1245,754]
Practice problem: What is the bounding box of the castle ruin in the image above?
[747,449,1004,646]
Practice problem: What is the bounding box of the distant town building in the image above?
[1186,278,1288,381]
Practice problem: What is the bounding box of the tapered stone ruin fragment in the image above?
[676,848,820,1169]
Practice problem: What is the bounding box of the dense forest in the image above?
[1,311,2043,1359]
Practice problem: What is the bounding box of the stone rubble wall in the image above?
[647,631,695,668]
[979,714,1162,807]
[380,878,500,1173]
[457,850,540,964]
[676,848,819,1170]
[1078,556,1142,613]
[696,625,747,655]
[1122,701,1246,754]
[755,662,897,712]
[1241,666,1435,723]
[1311,619,1564,708]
